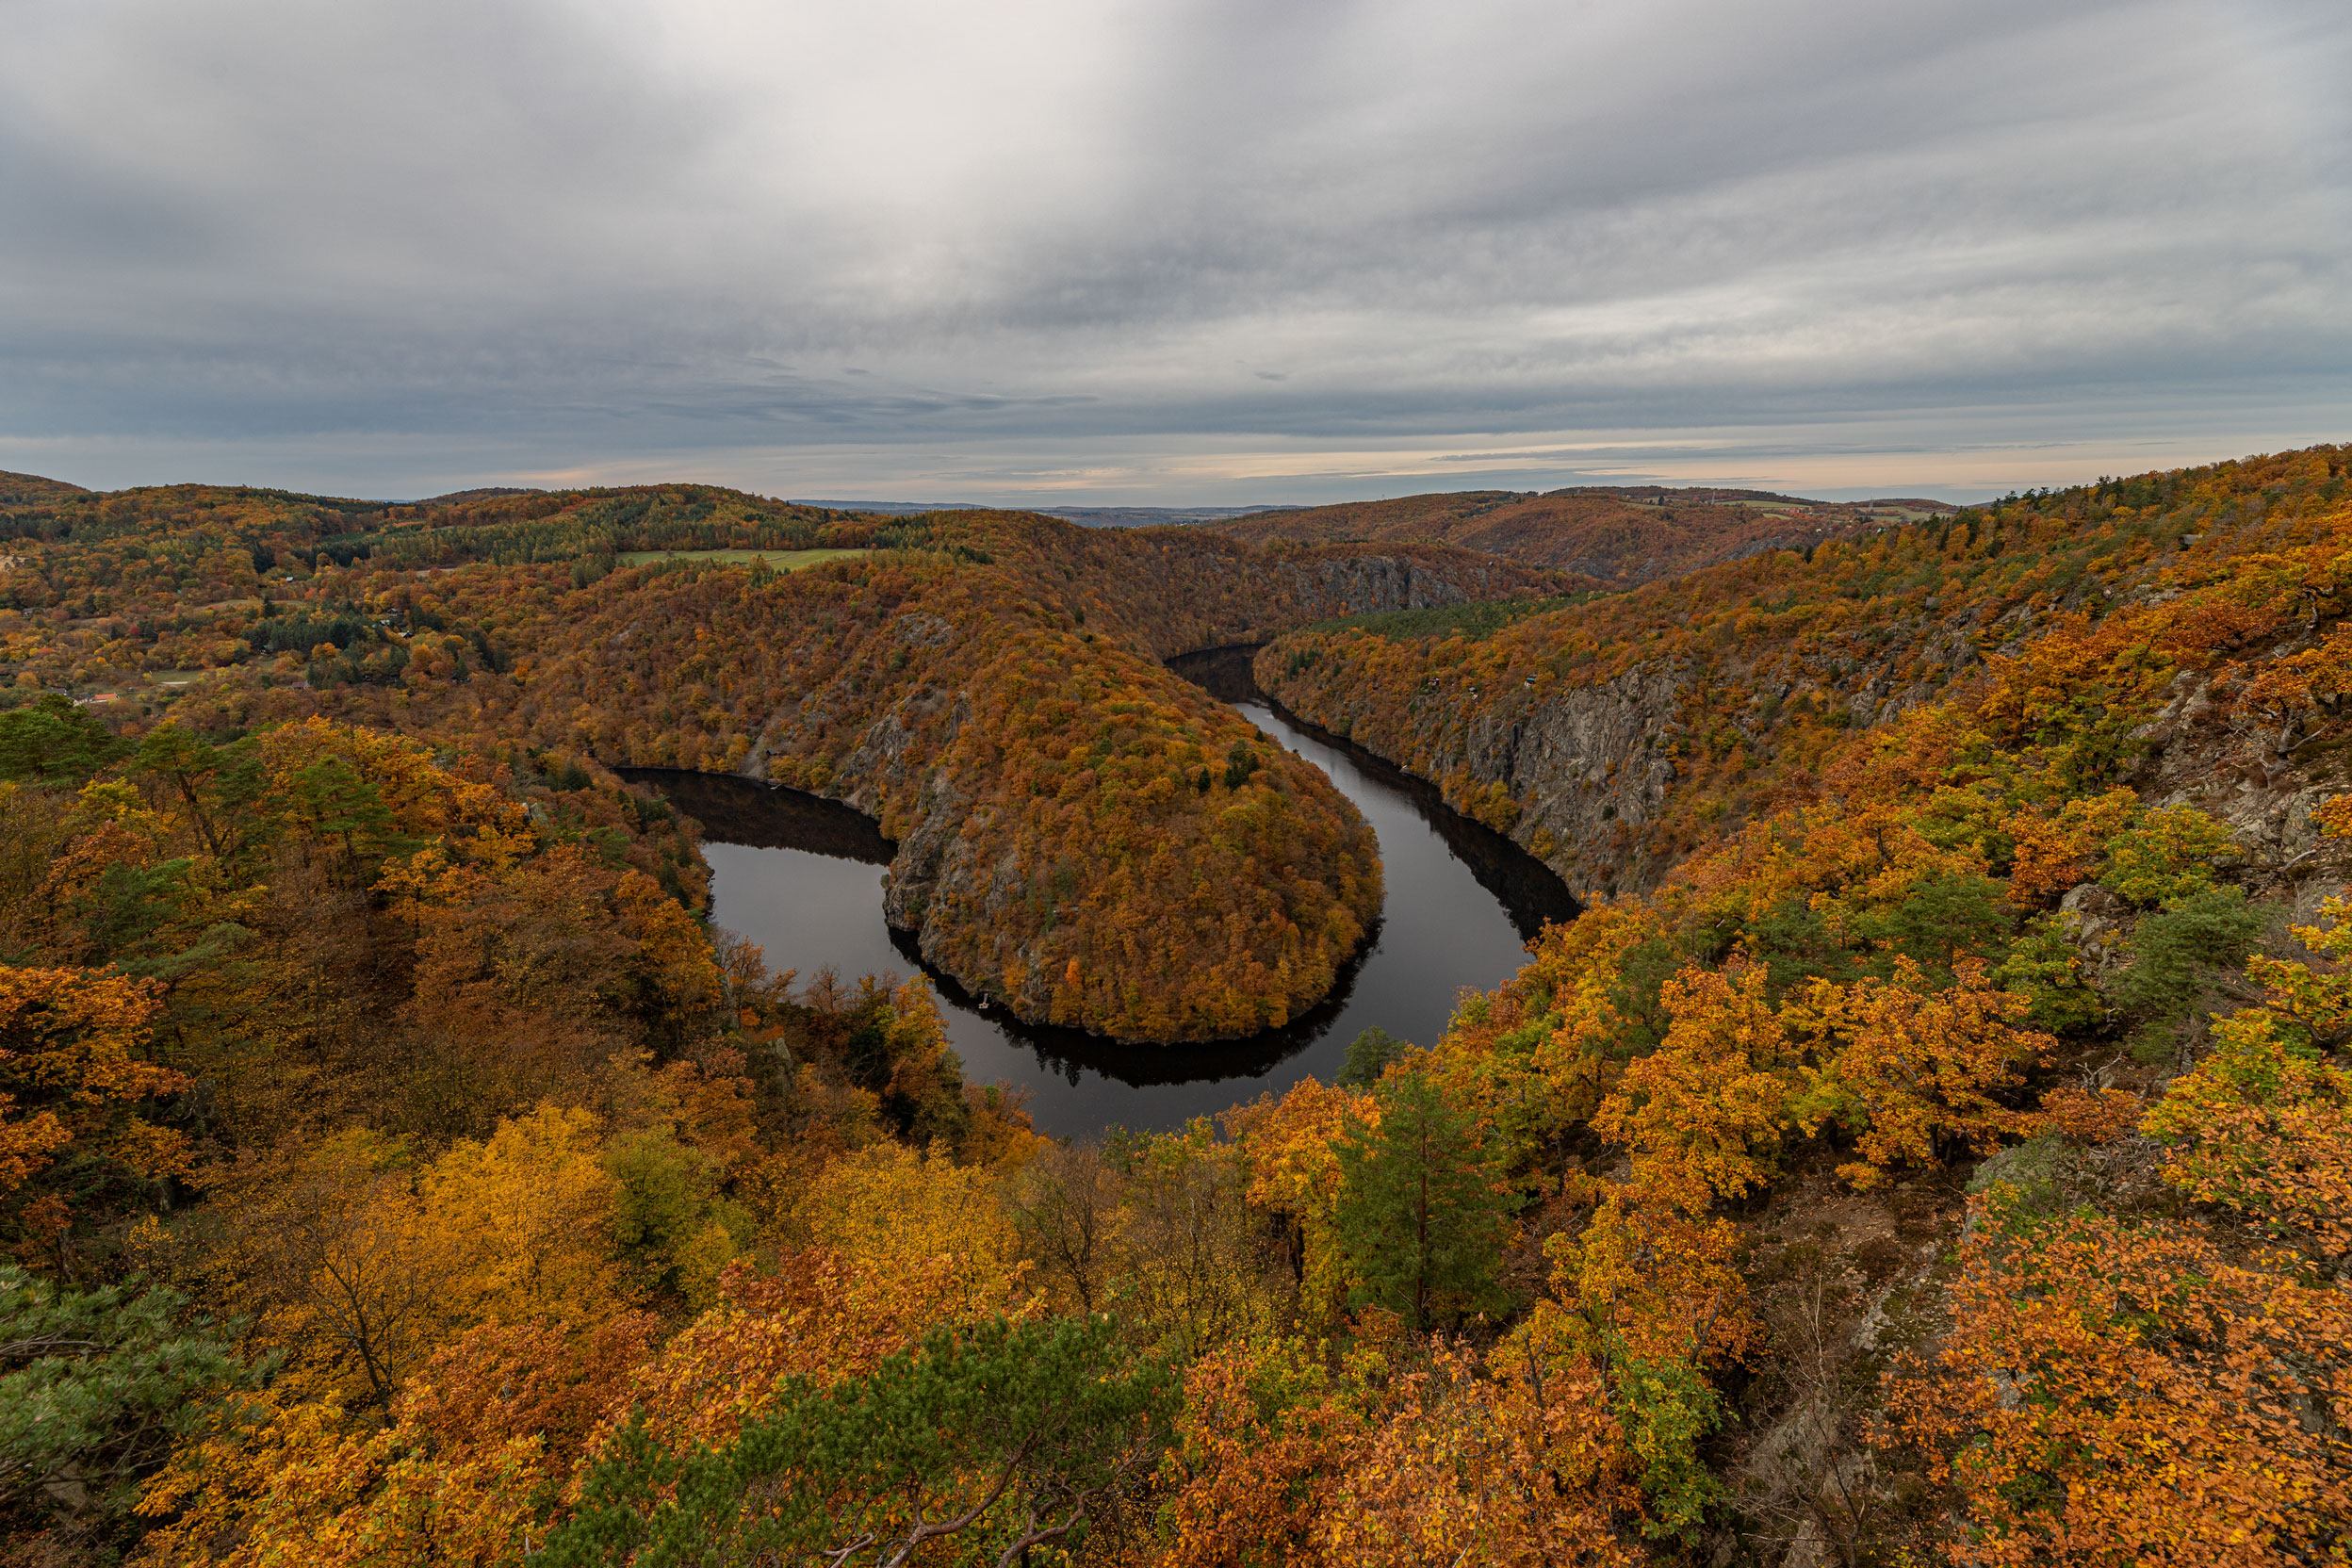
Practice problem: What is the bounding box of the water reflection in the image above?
[625,650,1577,1136]
[1166,646,1579,941]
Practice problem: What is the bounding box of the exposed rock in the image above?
[1256,644,1696,897]
[2058,882,2130,973]
[1439,661,1690,894]
[890,612,959,650]
[879,780,972,948]
[1963,1132,2080,1229]
[2127,628,2352,913]
[1278,555,1500,615]
[1264,579,2349,906]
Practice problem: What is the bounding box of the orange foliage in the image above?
[2141,1010,2352,1259]
[1541,1189,1751,1369]
[1228,1076,1376,1325]
[1261,446,2352,889]
[0,965,186,1206]
[1157,1335,1371,1566]
[2002,788,2138,907]
[585,1246,1018,1459]
[136,1316,657,1568]
[1315,1338,1637,1566]
[8,449,2348,1568]
[1211,482,1905,589]
[1158,1330,1640,1568]
[1884,1204,2352,1566]
[2034,1084,2143,1145]
[1786,957,2045,1189]
[1593,965,1789,1209]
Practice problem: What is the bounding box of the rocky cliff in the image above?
[1252,466,2352,906]
[1254,645,1697,897]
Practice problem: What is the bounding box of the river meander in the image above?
[627,646,1577,1137]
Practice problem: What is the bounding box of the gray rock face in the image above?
[1275,556,1498,618]
[1437,662,1690,896]
[1256,558,2346,909]
[878,778,973,939]
[2057,882,2131,975]
[1262,650,1693,897]
[2126,644,2351,924]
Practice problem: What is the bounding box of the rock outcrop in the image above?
[2125,649,2352,922]
[1259,653,1697,898]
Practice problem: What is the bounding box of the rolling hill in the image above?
[1206,484,1957,584]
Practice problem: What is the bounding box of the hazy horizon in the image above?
[3,468,2200,513]
[6,0,2346,506]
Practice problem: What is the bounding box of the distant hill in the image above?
[787,498,979,515]
[792,499,1287,529]
[1202,485,1957,585]
[0,471,92,507]
[415,486,546,506]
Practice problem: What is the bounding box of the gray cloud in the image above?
[1,0,2345,501]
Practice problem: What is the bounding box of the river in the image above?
[629,646,1577,1138]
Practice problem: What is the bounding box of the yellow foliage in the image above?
[1315,1338,1637,1567]
[793,1140,1028,1316]
[1540,1188,1751,1368]
[137,1317,655,1568]
[1228,1076,1377,1328]
[1433,901,1663,1146]
[136,1394,539,1568]
[592,1246,1019,1457]
[0,964,186,1199]
[418,1102,623,1327]
[1593,965,1790,1209]
[2004,788,2138,907]
[198,1130,452,1409]
[1785,957,2045,1189]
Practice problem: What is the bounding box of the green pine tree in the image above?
[1334,1056,1518,1330]
[0,1267,263,1547]
[546,1314,1173,1567]
[0,694,126,787]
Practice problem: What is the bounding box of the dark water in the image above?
[628,647,1577,1137]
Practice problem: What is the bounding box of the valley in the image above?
[642,653,1575,1136]
[0,445,2346,1565]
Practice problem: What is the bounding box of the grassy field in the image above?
[614,547,871,570]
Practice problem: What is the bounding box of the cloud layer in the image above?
[3,0,2346,501]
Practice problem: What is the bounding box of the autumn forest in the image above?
[0,445,2347,1565]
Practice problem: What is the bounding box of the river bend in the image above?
[629,647,1576,1137]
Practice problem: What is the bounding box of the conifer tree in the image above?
[1334,1056,1516,1330]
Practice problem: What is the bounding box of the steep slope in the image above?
[0,482,1564,1041]
[7,450,2349,1568]
[1259,446,2352,898]
[1384,449,2352,1565]
[1207,485,1954,584]
[0,471,92,508]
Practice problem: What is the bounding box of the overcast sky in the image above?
[3,0,2346,504]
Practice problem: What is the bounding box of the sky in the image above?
[2,0,2347,506]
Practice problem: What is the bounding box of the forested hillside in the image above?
[0,449,2344,1566]
[0,472,92,508]
[0,482,1559,1040]
[1205,485,1954,585]
[1260,449,2349,896]
[1228,445,2352,1561]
